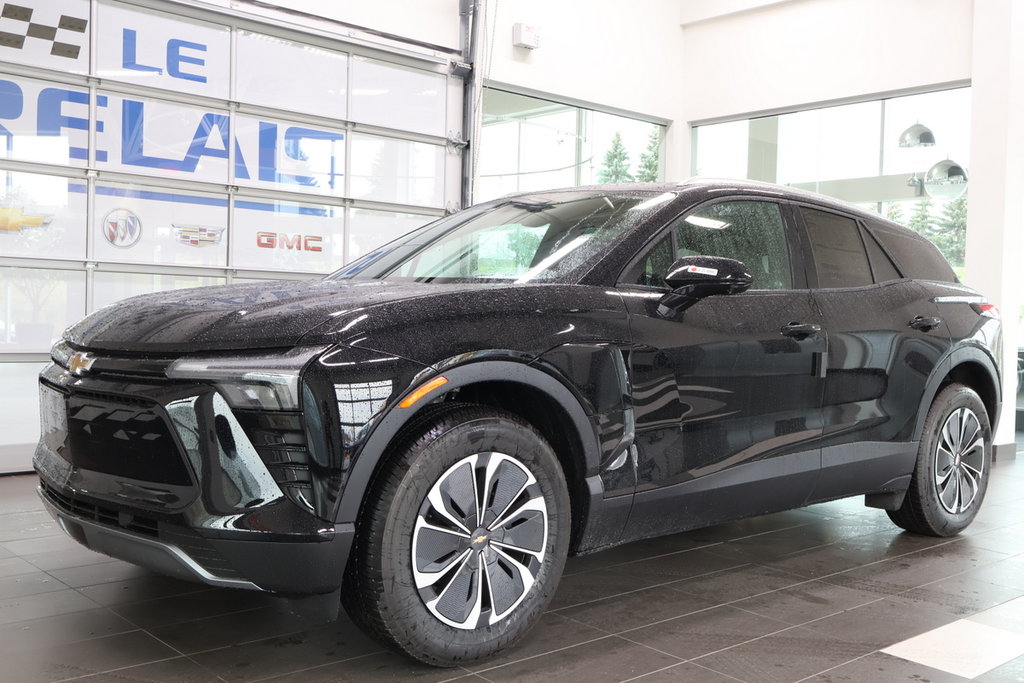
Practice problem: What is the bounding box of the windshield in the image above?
[328,191,673,283]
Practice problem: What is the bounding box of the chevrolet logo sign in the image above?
[68,352,96,376]
[0,207,53,232]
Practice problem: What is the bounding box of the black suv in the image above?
[35,180,1002,666]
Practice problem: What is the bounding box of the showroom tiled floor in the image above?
[1,438,1022,682]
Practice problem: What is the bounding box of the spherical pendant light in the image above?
[923,159,968,199]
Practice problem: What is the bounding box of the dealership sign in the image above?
[0,1,345,194]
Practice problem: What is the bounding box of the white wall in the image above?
[485,0,688,178]
[680,0,973,123]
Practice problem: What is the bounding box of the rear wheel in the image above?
[343,403,570,666]
[888,383,991,536]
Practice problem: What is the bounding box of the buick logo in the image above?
[68,352,96,376]
[102,209,142,248]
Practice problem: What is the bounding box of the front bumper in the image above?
[37,479,354,594]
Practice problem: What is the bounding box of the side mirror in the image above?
[656,256,752,318]
[664,255,753,298]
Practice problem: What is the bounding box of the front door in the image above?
[618,199,827,541]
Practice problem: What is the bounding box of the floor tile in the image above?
[731,579,880,626]
[465,612,607,672]
[693,625,870,683]
[0,568,68,599]
[47,560,152,589]
[262,651,478,682]
[882,618,1024,678]
[151,603,337,654]
[967,594,1024,633]
[188,619,381,682]
[627,661,745,681]
[897,573,1024,617]
[805,597,960,651]
[623,604,792,660]
[552,584,718,634]
[808,651,968,682]
[0,607,136,655]
[75,655,224,682]
[4,630,180,682]
[77,574,211,607]
[111,587,274,630]
[476,635,681,682]
[0,587,99,626]
[670,563,809,604]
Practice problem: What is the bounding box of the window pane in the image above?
[0,74,90,167]
[96,1,230,99]
[93,272,225,310]
[234,115,346,196]
[479,89,665,202]
[777,101,881,185]
[233,199,342,272]
[0,267,85,352]
[0,362,47,472]
[92,183,228,266]
[349,208,431,262]
[236,32,347,118]
[675,201,792,290]
[349,133,445,207]
[861,225,902,282]
[693,120,749,178]
[801,208,872,288]
[350,57,446,136]
[96,93,231,183]
[624,234,673,287]
[0,171,86,259]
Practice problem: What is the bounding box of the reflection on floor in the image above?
[1,441,1022,682]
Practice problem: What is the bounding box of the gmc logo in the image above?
[256,232,323,252]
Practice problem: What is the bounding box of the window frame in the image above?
[792,202,911,289]
[615,196,809,292]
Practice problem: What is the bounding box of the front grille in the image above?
[66,391,192,486]
[41,482,242,580]
[41,482,157,538]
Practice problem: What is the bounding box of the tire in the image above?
[343,403,571,666]
[887,383,991,537]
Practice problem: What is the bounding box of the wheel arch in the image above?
[335,359,603,552]
[915,345,1002,441]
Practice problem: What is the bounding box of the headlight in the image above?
[166,345,329,411]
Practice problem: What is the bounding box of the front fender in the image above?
[333,357,604,525]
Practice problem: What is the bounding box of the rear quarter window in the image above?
[866,220,958,283]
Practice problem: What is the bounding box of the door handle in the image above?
[780,322,822,339]
[909,315,942,332]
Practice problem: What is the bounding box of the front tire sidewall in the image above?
[913,384,991,536]
[377,415,569,665]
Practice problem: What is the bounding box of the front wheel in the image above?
[888,383,991,536]
[343,403,570,666]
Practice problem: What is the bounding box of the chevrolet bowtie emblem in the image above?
[473,534,489,544]
[0,207,53,232]
[68,352,96,376]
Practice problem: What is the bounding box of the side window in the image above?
[801,207,872,288]
[623,200,793,289]
[632,235,673,287]
[674,201,793,290]
[868,220,958,283]
[860,224,902,282]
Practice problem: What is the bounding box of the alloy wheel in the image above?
[411,452,548,629]
[933,406,985,514]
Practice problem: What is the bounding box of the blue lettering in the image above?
[166,39,207,83]
[122,29,163,74]
[234,140,250,179]
[120,99,182,170]
[258,122,278,183]
[0,79,23,151]
[180,113,229,172]
[37,88,91,161]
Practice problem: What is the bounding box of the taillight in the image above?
[971,303,1000,318]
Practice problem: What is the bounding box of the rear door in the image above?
[619,198,827,540]
[796,205,948,502]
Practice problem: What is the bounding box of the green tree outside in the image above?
[598,132,634,183]
[636,129,661,182]
[934,195,967,267]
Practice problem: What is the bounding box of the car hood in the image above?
[65,279,488,354]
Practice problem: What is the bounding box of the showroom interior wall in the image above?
[0,0,467,472]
